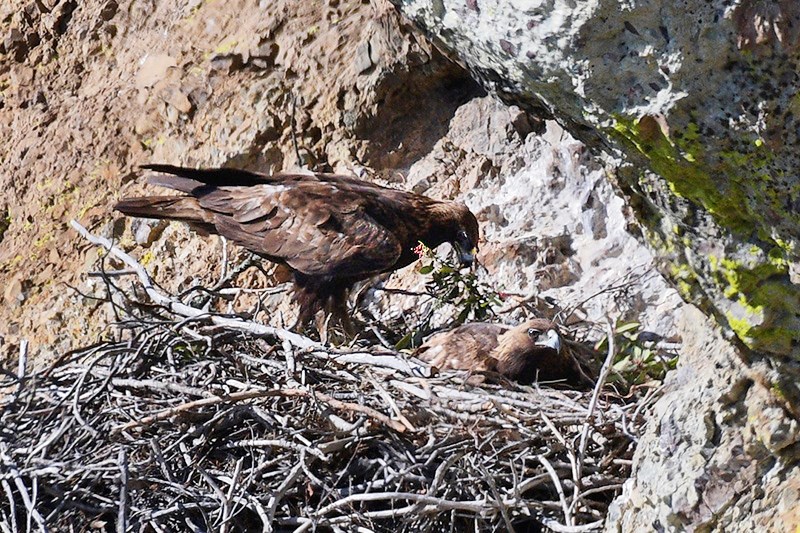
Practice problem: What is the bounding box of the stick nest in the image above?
[0,222,660,532]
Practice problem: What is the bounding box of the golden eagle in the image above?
[416,318,580,384]
[115,164,480,334]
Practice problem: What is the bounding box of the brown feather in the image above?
[416,322,508,373]
[114,196,214,225]
[417,319,581,385]
[115,165,481,335]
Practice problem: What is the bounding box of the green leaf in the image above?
[615,321,641,335]
[419,264,434,275]
[395,332,413,350]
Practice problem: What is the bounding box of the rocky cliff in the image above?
[1,0,796,530]
[389,0,800,357]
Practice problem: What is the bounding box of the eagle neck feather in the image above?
[492,329,530,377]
[413,201,461,247]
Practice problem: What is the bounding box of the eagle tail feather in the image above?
[140,164,270,187]
[114,196,214,226]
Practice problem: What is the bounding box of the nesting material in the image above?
[0,222,659,531]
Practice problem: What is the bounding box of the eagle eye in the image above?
[527,328,541,339]
[457,230,468,241]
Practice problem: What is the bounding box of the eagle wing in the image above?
[196,180,403,279]
[416,323,509,372]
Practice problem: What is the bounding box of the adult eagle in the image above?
[416,318,581,384]
[115,164,480,335]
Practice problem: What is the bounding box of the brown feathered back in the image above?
[114,164,481,333]
[415,322,508,373]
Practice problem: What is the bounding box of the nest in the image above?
[0,222,660,532]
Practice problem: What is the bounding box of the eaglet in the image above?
[416,318,581,384]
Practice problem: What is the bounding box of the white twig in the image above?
[1,478,18,533]
[220,457,244,533]
[223,439,328,462]
[540,517,604,533]
[117,449,128,533]
[366,373,416,431]
[267,461,304,531]
[575,320,616,494]
[481,465,515,533]
[313,491,493,518]
[314,351,431,378]
[538,454,572,526]
[219,236,229,284]
[17,339,28,393]
[0,444,46,530]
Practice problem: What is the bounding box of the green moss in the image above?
[726,312,758,345]
[608,115,800,354]
[717,258,784,298]
[670,263,701,300]
[609,116,752,235]
[715,258,798,352]
[770,382,788,403]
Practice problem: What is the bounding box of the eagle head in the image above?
[451,203,480,267]
[495,318,570,383]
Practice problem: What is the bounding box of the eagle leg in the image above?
[293,278,356,343]
[330,289,355,339]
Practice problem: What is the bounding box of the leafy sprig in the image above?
[414,242,501,324]
[594,320,678,390]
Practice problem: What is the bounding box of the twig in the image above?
[558,267,654,325]
[0,444,46,531]
[366,373,416,432]
[538,454,572,526]
[267,461,303,531]
[540,517,604,533]
[575,321,616,493]
[311,350,431,378]
[117,449,128,533]
[481,465,515,533]
[223,439,327,462]
[16,340,28,396]
[1,478,18,533]
[69,219,319,350]
[313,491,493,518]
[112,387,405,434]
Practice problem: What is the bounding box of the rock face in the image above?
[387,0,800,357]
[607,306,800,531]
[386,0,800,530]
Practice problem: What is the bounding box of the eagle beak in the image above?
[455,245,476,267]
[537,329,561,352]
